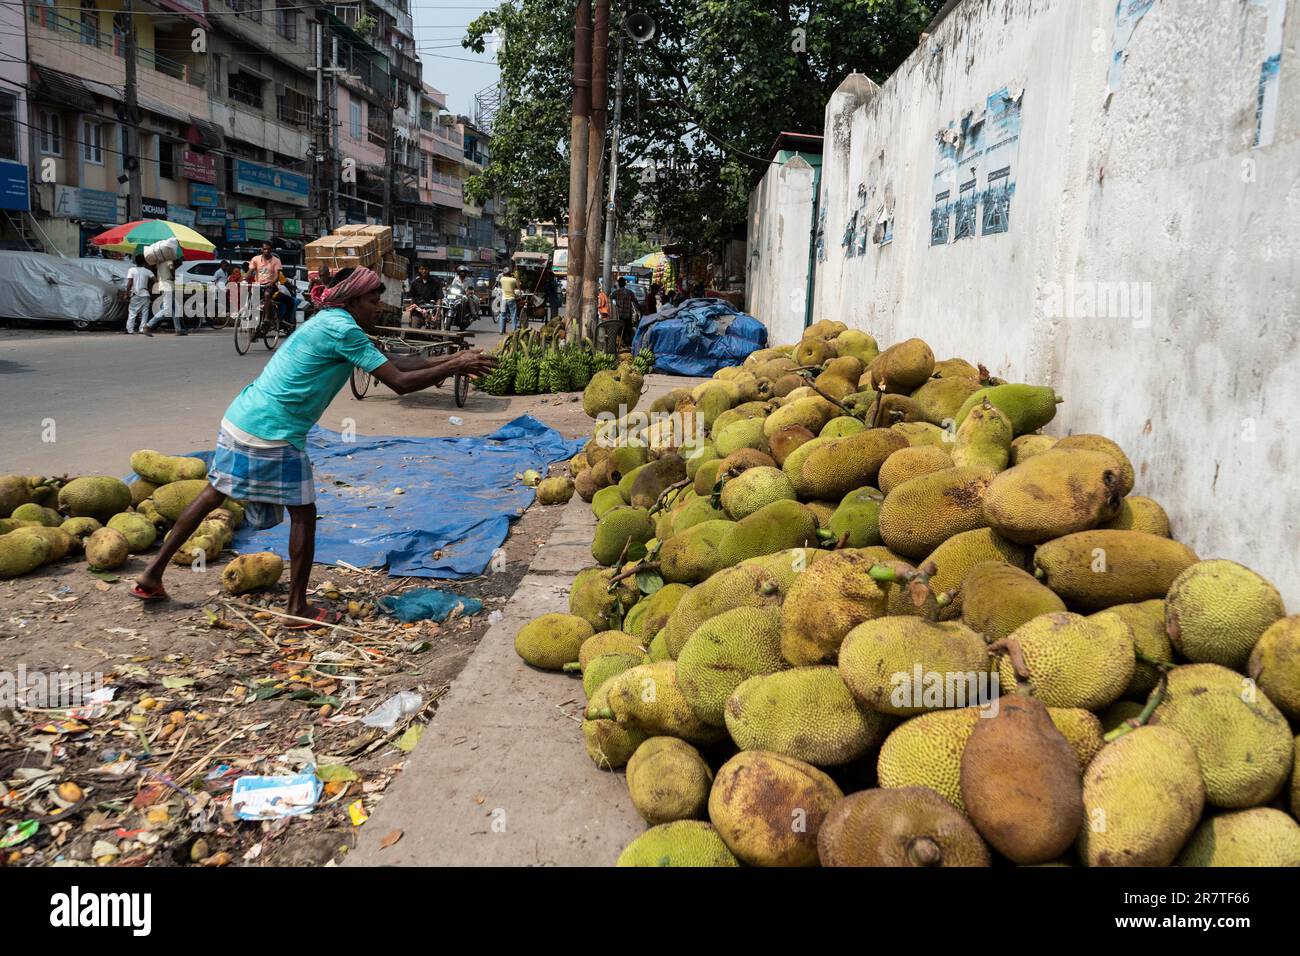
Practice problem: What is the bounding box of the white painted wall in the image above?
[812,0,1300,603]
[746,155,816,345]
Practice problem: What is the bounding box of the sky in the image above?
[412,2,503,118]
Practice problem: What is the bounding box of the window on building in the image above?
[80,0,99,46]
[159,139,176,179]
[81,119,103,164]
[367,104,387,148]
[277,87,309,127]
[229,0,261,23]
[349,100,362,139]
[275,1,296,41]
[0,93,17,162]
[38,109,62,156]
[419,151,429,180]
[228,71,264,110]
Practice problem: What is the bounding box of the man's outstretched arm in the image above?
[369,350,496,395]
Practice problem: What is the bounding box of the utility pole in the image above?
[581,0,608,335]
[330,37,342,228]
[122,0,142,220]
[565,0,592,326]
[312,13,328,238]
[601,28,625,293]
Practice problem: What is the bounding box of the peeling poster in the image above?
[930,87,1023,247]
[1108,0,1157,94]
[1253,0,1287,147]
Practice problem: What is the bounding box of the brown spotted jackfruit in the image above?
[982,448,1124,544]
[877,466,995,560]
[1034,530,1198,610]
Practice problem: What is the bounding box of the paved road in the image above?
[0,317,523,476]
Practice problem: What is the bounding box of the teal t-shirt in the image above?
[223,308,388,448]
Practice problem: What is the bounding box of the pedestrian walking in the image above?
[499,266,519,333]
[124,254,153,335]
[143,252,185,336]
[614,277,639,348]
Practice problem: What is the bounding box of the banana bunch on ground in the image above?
[0,452,281,595]
[476,328,616,397]
[516,319,1300,867]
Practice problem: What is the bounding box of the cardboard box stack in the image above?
[305,224,395,274]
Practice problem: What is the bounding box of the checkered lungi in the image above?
[209,425,315,529]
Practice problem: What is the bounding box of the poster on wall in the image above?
[930,86,1023,246]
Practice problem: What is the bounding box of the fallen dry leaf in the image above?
[379,828,403,850]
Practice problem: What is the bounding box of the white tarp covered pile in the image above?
[0,251,125,327]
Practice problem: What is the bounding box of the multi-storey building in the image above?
[0,2,31,243]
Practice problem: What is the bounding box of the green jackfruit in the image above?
[891,421,949,447]
[819,415,866,439]
[1048,707,1105,771]
[708,751,843,866]
[869,338,935,393]
[1165,560,1285,670]
[1101,496,1170,536]
[629,583,691,640]
[960,561,1066,640]
[582,651,647,698]
[951,400,1013,472]
[570,566,638,630]
[660,519,732,583]
[714,418,768,458]
[677,606,786,725]
[591,485,627,519]
[877,708,981,811]
[592,506,654,565]
[648,630,670,661]
[626,737,713,824]
[832,329,879,365]
[839,617,991,716]
[719,466,794,520]
[58,476,133,522]
[151,479,213,522]
[1009,433,1057,464]
[1034,530,1198,610]
[768,424,815,467]
[583,676,648,769]
[910,375,984,427]
[826,486,884,548]
[716,448,777,477]
[1176,808,1300,867]
[1054,433,1134,496]
[995,610,1135,710]
[692,459,723,497]
[10,503,59,526]
[535,476,574,505]
[514,613,594,670]
[684,440,719,480]
[17,525,73,562]
[954,383,1062,435]
[59,516,101,549]
[1150,663,1293,808]
[924,528,1031,611]
[779,549,891,665]
[877,445,954,496]
[670,495,727,536]
[1248,616,1300,720]
[818,787,991,867]
[0,529,50,578]
[0,475,37,516]
[1102,600,1172,699]
[726,666,893,766]
[1077,726,1204,866]
[596,660,726,744]
[602,445,651,486]
[763,396,838,440]
[695,384,734,431]
[129,450,208,485]
[583,366,641,418]
[982,448,1124,544]
[106,513,157,553]
[717,500,818,567]
[793,428,908,501]
[878,466,995,560]
[83,527,129,571]
[578,630,645,668]
[792,337,832,367]
[616,821,740,867]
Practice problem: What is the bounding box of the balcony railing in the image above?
[229,86,264,110]
[29,7,206,87]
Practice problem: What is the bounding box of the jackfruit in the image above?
[869,338,935,393]
[1099,700,1146,735]
[719,466,794,520]
[1248,616,1300,720]
[877,708,980,811]
[628,455,686,510]
[83,527,129,571]
[10,503,59,526]
[1102,600,1172,699]
[583,365,641,418]
[725,666,893,766]
[693,459,723,497]
[710,401,771,438]
[933,358,983,380]
[1009,433,1057,465]
[574,468,599,502]
[763,396,838,439]
[814,373,858,402]
[954,383,1062,435]
[910,375,983,427]
[616,820,740,867]
[570,566,639,631]
[627,583,690,641]
[648,630,670,661]
[960,695,1084,864]
[1150,663,1293,808]
[793,337,832,367]
[131,479,160,507]
[877,466,995,560]
[596,661,725,744]
[1165,560,1285,670]
[582,651,647,698]
[717,500,818,567]
[995,611,1135,710]
[753,356,797,381]
[0,530,50,578]
[770,373,804,397]
[590,485,627,520]
[1054,433,1134,496]
[151,479,213,522]
[960,561,1066,640]
[818,787,990,867]
[17,525,73,562]
[660,519,732,583]
[855,391,928,426]
[778,550,890,665]
[59,516,101,549]
[677,606,786,725]
[804,500,836,529]
[577,630,644,668]
[129,450,208,485]
[535,476,575,505]
[670,495,727,535]
[58,476,133,523]
[1033,530,1198,610]
[924,529,1031,610]
[716,448,777,476]
[950,400,1013,472]
[708,750,843,866]
[694,384,734,431]
[0,475,37,516]
[766,424,815,468]
[819,415,866,439]
[1077,725,1204,867]
[601,445,651,486]
[877,446,954,495]
[1048,707,1105,771]
[793,428,909,501]
[591,506,654,565]
[583,676,648,770]
[683,440,719,480]
[832,329,879,365]
[715,418,771,459]
[982,449,1123,544]
[1101,495,1170,536]
[626,737,713,824]
[839,617,991,716]
[778,435,829,492]
[514,613,594,670]
[1176,808,1300,867]
[660,548,821,657]
[221,552,285,595]
[826,487,884,548]
[891,421,949,448]
[106,513,157,553]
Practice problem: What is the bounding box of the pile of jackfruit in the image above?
[0,453,280,594]
[515,320,1300,867]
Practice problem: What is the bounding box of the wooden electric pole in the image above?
[581,0,608,335]
[565,0,592,326]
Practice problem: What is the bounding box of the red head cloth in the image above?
[309,266,382,309]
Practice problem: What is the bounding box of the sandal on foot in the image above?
[130,582,169,602]
[283,607,344,630]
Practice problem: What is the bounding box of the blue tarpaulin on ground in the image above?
[153,416,583,579]
[631,298,768,376]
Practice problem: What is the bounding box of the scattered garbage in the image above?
[361,692,423,730]
[448,416,464,426]
[230,773,323,821]
[378,587,484,623]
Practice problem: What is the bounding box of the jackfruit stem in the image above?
[648,478,692,516]
[906,836,944,867]
[987,637,1031,680]
[607,560,661,586]
[585,707,615,721]
[1102,671,1168,743]
[562,662,583,673]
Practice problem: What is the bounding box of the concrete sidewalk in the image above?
[344,495,644,866]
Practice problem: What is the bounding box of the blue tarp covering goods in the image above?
[631,298,768,377]
[155,416,583,579]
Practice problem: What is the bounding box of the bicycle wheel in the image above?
[350,366,371,399]
[454,372,469,407]
[234,314,254,354]
[263,316,281,350]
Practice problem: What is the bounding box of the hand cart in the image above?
[349,324,475,407]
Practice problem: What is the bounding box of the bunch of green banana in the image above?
[476,331,518,395]
[632,347,656,376]
[513,330,541,394]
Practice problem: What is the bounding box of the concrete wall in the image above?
[746,155,817,345]
[812,0,1300,604]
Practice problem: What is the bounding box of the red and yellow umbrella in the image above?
[91,219,216,261]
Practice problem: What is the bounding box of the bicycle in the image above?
[234,286,283,354]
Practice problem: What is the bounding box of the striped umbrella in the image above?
[90,219,216,261]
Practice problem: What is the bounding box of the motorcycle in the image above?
[442,284,477,331]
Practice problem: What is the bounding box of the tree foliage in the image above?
[465,0,941,251]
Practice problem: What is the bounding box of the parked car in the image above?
[75,256,130,291]
[0,251,125,329]
[176,260,308,325]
